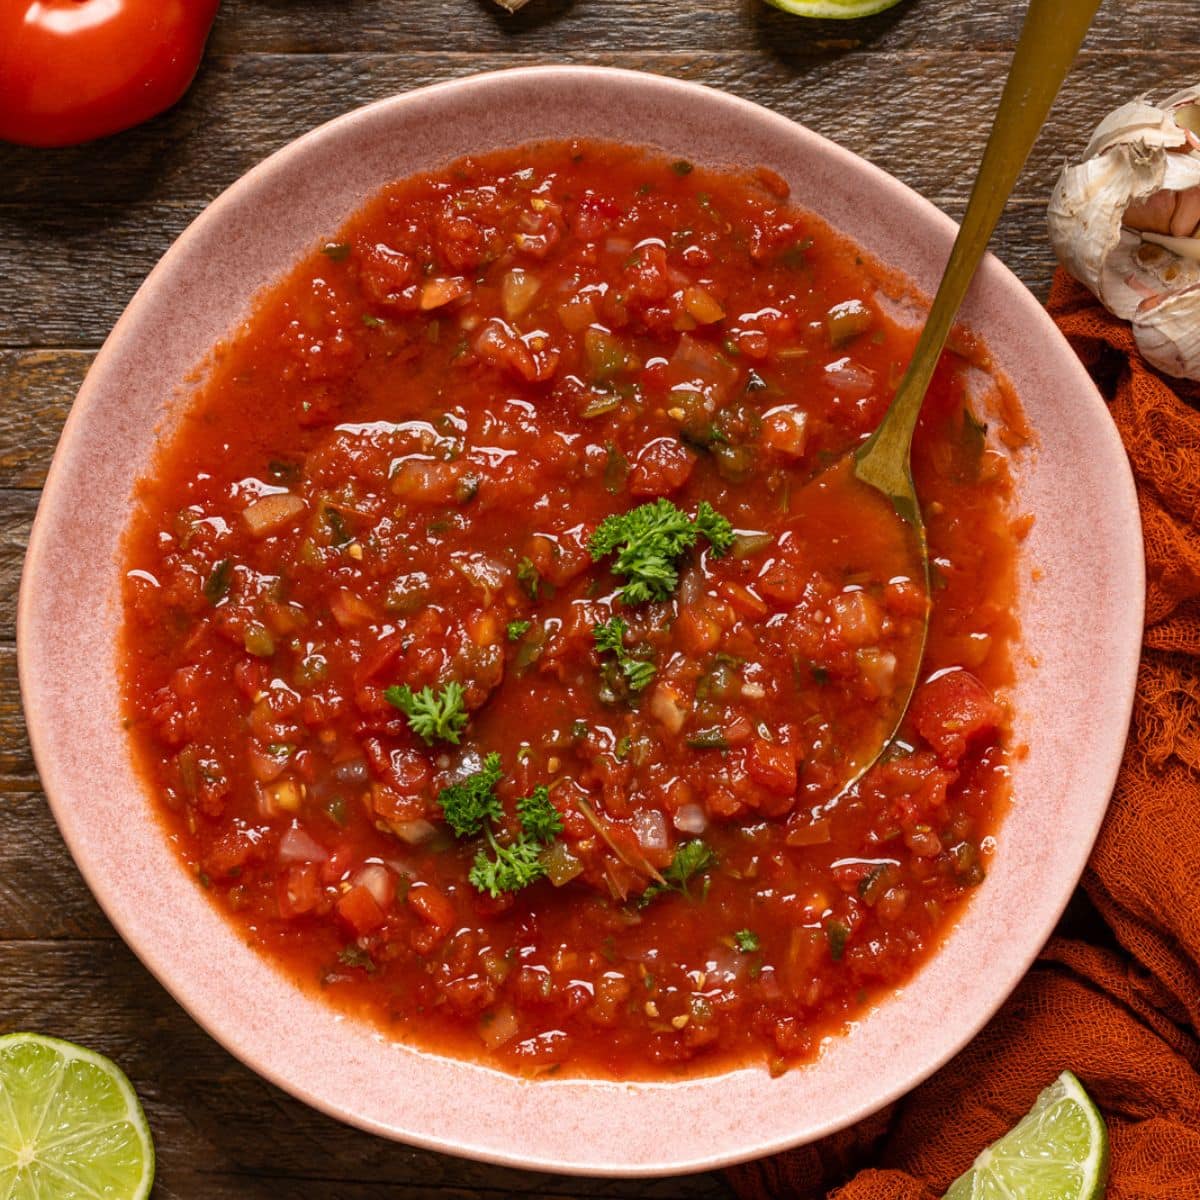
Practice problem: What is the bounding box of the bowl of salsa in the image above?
[18,66,1143,1174]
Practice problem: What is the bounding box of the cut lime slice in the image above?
[765,0,903,17]
[0,1033,154,1200]
[944,1070,1109,1200]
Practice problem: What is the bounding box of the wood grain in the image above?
[0,351,89,487]
[201,0,1194,55]
[1,45,1195,348]
[0,943,730,1200]
[0,1,1188,1193]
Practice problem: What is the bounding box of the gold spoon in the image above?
[830,0,1103,794]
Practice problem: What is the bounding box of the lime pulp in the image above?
[0,1033,154,1200]
[764,0,903,18]
[944,1070,1109,1200]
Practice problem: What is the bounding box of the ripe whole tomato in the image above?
[0,0,221,147]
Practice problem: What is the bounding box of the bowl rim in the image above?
[17,64,1144,1176]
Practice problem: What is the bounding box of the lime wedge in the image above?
[945,1070,1109,1200]
[0,1033,154,1200]
[765,0,903,17]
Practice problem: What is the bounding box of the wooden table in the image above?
[0,2,1191,1195]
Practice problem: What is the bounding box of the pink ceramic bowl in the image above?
[19,67,1143,1175]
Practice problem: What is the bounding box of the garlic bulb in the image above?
[1048,86,1200,381]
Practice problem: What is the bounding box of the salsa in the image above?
[121,141,1021,1078]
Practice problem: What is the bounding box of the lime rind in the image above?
[765,0,903,18]
[944,1070,1109,1200]
[0,1033,155,1200]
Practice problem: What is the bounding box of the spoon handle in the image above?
[855,0,1102,496]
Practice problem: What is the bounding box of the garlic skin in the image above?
[1048,86,1200,382]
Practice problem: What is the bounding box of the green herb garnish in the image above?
[437,758,563,898]
[469,836,545,899]
[321,242,351,261]
[437,752,504,838]
[439,758,564,902]
[825,917,850,961]
[507,619,532,642]
[337,944,375,972]
[203,559,232,604]
[639,838,716,906]
[385,681,469,746]
[671,160,694,176]
[516,556,541,600]
[686,726,728,750]
[515,785,563,844]
[589,498,734,605]
[734,929,760,953]
[593,616,656,693]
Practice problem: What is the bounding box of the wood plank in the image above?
[0,647,34,784]
[0,351,89,488]
[0,787,109,938]
[0,939,733,1198]
[4,40,1190,347]
[0,489,37,637]
[201,0,1194,55]
[3,47,1192,219]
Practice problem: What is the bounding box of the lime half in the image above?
[0,1033,154,1200]
[765,0,903,17]
[945,1070,1109,1200]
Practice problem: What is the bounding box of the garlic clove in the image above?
[1083,97,1191,158]
[1140,231,1200,262]
[1133,283,1200,380]
[1049,148,1170,319]
[1049,84,1200,381]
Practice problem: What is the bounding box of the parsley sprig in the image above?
[385,681,469,746]
[437,752,504,837]
[589,499,734,605]
[436,756,564,897]
[593,616,656,693]
[638,838,716,906]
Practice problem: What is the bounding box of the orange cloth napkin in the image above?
[728,270,1200,1200]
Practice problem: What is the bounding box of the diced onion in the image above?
[683,286,725,325]
[857,648,897,697]
[260,778,304,816]
[632,809,669,853]
[241,492,305,539]
[540,840,585,887]
[419,277,470,310]
[479,1004,520,1050]
[673,803,709,836]
[502,269,541,320]
[389,818,436,846]
[278,823,328,864]
[823,356,876,398]
[649,685,689,734]
[353,863,393,908]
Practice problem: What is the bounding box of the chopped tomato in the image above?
[911,669,1002,764]
[336,885,387,936]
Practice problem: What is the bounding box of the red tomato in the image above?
[628,437,697,497]
[0,0,221,147]
[911,669,1002,764]
[335,884,387,936]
